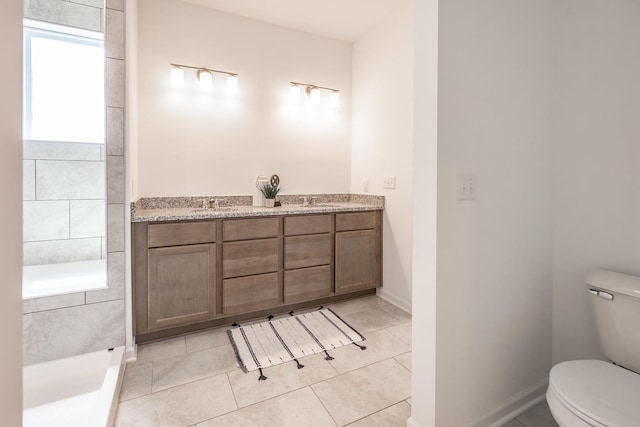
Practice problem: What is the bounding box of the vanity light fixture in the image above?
[289,83,301,102]
[197,69,213,91]
[170,65,184,88]
[169,63,238,94]
[290,81,340,107]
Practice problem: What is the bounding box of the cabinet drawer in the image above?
[223,218,279,241]
[284,214,331,236]
[223,238,278,278]
[335,211,378,231]
[284,234,331,269]
[284,265,332,304]
[223,272,280,315]
[148,221,216,248]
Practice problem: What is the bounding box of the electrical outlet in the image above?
[363,179,369,192]
[382,176,396,189]
[457,174,476,200]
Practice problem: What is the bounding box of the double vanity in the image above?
[131,194,383,343]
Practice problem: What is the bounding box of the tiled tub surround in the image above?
[22,0,127,366]
[23,140,106,266]
[131,194,384,222]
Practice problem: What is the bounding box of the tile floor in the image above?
[114,295,557,427]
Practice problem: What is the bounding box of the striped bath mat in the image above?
[227,308,366,380]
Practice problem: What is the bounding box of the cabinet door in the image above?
[147,244,216,331]
[335,229,381,293]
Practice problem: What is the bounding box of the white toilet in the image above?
[546,269,640,427]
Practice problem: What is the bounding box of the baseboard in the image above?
[125,343,137,363]
[464,378,549,427]
[376,288,412,314]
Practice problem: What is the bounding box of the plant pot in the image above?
[264,198,276,208]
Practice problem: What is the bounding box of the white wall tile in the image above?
[70,200,106,238]
[86,251,124,303]
[23,292,85,314]
[68,0,104,9]
[23,238,102,265]
[106,108,124,155]
[24,140,101,161]
[106,9,125,59]
[36,160,105,200]
[23,160,36,200]
[23,299,125,365]
[23,201,69,242]
[24,0,102,32]
[106,0,124,11]
[106,58,125,108]
[107,204,125,252]
[107,156,124,203]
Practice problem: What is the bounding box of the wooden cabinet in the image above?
[132,210,382,343]
[133,221,218,336]
[147,244,216,330]
[335,212,382,294]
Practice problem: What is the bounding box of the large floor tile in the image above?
[502,419,526,427]
[115,374,236,427]
[340,308,402,334]
[228,353,339,408]
[347,401,411,427]
[312,358,411,426]
[197,387,337,427]
[152,345,238,392]
[380,304,412,322]
[328,296,389,317]
[119,362,152,402]
[185,327,230,353]
[136,336,186,364]
[394,352,412,372]
[515,401,559,427]
[385,321,412,346]
[328,329,411,374]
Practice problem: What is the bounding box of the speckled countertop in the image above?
[131,194,384,223]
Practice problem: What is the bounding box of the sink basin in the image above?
[301,203,339,208]
[191,207,237,213]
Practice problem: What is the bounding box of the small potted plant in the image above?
[259,182,282,207]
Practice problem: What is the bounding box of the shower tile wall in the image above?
[22,0,127,365]
[23,141,106,265]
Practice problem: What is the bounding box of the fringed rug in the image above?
[227,307,366,380]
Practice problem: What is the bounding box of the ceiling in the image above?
[180,0,411,42]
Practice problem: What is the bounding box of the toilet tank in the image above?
[585,269,640,374]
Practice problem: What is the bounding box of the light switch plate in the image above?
[383,176,396,189]
[457,174,476,200]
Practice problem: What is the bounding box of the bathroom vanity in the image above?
[131,195,383,343]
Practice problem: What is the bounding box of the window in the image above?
[24,20,104,143]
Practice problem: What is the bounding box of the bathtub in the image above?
[23,346,125,427]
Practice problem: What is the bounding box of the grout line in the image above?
[309,386,340,427]
[226,372,240,410]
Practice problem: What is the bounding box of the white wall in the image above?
[435,0,554,425]
[351,4,414,311]
[136,0,353,197]
[0,0,24,423]
[552,0,640,364]
[409,0,439,424]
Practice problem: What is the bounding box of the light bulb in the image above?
[290,84,301,102]
[309,87,320,104]
[170,66,184,88]
[198,70,213,91]
[226,75,238,95]
[330,91,340,108]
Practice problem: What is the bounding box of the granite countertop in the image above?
[131,194,384,223]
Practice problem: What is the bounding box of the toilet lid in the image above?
[549,360,640,427]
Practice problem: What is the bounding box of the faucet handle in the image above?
[300,196,309,206]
